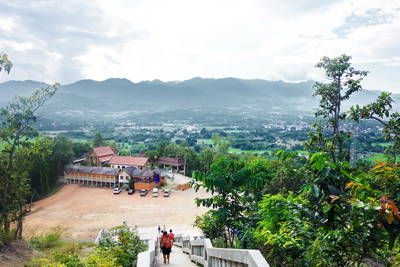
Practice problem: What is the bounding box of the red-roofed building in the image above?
[157,156,186,174]
[109,156,152,170]
[88,146,116,166]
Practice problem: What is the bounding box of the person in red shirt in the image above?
[168,229,175,252]
[160,231,174,264]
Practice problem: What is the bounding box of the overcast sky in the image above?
[0,0,399,93]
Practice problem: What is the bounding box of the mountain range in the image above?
[0,77,398,117]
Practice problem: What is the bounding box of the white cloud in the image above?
[0,0,399,93]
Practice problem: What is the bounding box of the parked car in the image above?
[113,188,122,194]
[127,189,134,195]
[152,188,159,197]
[140,189,148,196]
[163,190,170,197]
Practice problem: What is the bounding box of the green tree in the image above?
[192,157,267,248]
[143,150,158,161]
[256,56,396,265]
[306,54,368,163]
[162,143,181,158]
[349,92,400,162]
[211,133,232,155]
[199,146,216,173]
[0,84,58,239]
[0,52,12,73]
[156,140,167,156]
[92,131,104,147]
[97,227,147,266]
[29,136,53,197]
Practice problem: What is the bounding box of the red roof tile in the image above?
[109,156,150,167]
[98,155,114,163]
[92,146,115,157]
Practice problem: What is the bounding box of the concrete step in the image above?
[156,246,197,266]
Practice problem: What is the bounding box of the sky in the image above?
[0,0,400,93]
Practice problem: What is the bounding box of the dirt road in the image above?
[24,175,210,240]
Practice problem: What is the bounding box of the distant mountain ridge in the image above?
[0,77,397,117]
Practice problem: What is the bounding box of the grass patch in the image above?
[198,139,214,145]
[45,185,64,198]
[362,154,388,163]
[377,142,394,147]
[27,226,94,265]
[228,148,272,154]
[296,150,309,155]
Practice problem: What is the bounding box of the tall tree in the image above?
[0,84,58,238]
[199,146,216,173]
[29,136,52,197]
[306,54,368,163]
[92,131,104,147]
[211,133,232,155]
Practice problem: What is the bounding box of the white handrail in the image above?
[137,234,270,267]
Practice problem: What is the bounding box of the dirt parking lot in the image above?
[24,175,210,240]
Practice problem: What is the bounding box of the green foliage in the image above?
[263,151,308,194]
[92,131,104,147]
[199,146,216,173]
[255,53,400,265]
[192,157,270,248]
[27,226,146,266]
[194,211,230,248]
[29,226,65,250]
[349,92,400,162]
[143,149,158,161]
[28,136,75,200]
[26,257,63,267]
[97,228,147,267]
[0,228,16,245]
[211,133,233,154]
[0,84,58,239]
[307,54,368,163]
[257,152,397,266]
[0,52,12,73]
[258,193,312,266]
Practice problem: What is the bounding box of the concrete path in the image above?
[156,246,196,266]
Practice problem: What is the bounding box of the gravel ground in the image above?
[24,174,210,240]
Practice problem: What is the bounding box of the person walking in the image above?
[169,229,174,239]
[160,231,173,264]
[158,230,163,240]
[158,225,161,233]
[169,229,175,252]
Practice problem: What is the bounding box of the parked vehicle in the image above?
[113,188,122,194]
[127,189,134,195]
[152,188,159,197]
[140,189,148,196]
[163,190,170,197]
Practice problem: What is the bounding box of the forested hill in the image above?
[0,77,397,114]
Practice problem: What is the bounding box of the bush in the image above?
[29,226,65,250]
[0,229,16,245]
